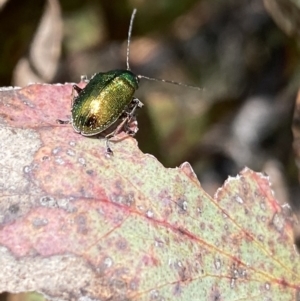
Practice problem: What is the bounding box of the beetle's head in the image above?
[120,70,139,90]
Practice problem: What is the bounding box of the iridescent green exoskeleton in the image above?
[71,70,139,136]
[58,9,202,155]
[59,70,143,154]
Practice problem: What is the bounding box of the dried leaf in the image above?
[264,0,300,38]
[0,83,299,300]
[13,0,62,86]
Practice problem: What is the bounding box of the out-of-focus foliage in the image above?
[1,0,300,204]
[0,0,62,86]
[264,0,300,38]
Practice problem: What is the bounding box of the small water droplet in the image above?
[177,199,188,211]
[235,196,244,204]
[260,201,266,211]
[146,210,154,218]
[197,207,202,214]
[78,157,86,165]
[261,216,266,222]
[155,239,164,248]
[272,213,285,233]
[150,290,159,299]
[23,100,34,107]
[240,269,247,278]
[23,165,31,173]
[177,260,183,267]
[55,157,65,165]
[40,196,57,207]
[69,141,76,147]
[232,269,238,278]
[32,218,48,228]
[56,197,74,212]
[258,234,264,241]
[52,147,61,155]
[104,257,113,268]
[265,282,270,290]
[230,278,235,289]
[214,257,221,270]
[66,149,75,156]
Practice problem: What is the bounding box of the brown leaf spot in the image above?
[209,285,222,301]
[75,214,88,235]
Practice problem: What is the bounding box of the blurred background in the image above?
[1,0,300,299]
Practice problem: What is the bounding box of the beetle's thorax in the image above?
[105,69,139,91]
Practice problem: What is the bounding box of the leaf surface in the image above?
[0,83,299,301]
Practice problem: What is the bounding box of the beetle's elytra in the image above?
[58,9,202,155]
[71,70,139,136]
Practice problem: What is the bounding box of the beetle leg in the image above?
[104,98,144,155]
[119,98,143,120]
[57,86,79,124]
[105,117,130,155]
[122,98,143,135]
[57,86,81,125]
[128,98,143,117]
[71,82,88,109]
[73,85,82,94]
[134,97,144,109]
[56,119,70,124]
[127,97,144,114]
[71,84,83,106]
[105,139,114,155]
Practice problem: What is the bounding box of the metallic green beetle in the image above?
[69,69,143,154]
[71,70,139,135]
[58,9,201,154]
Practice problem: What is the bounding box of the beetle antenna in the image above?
[137,75,204,91]
[127,8,137,71]
[127,9,203,92]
